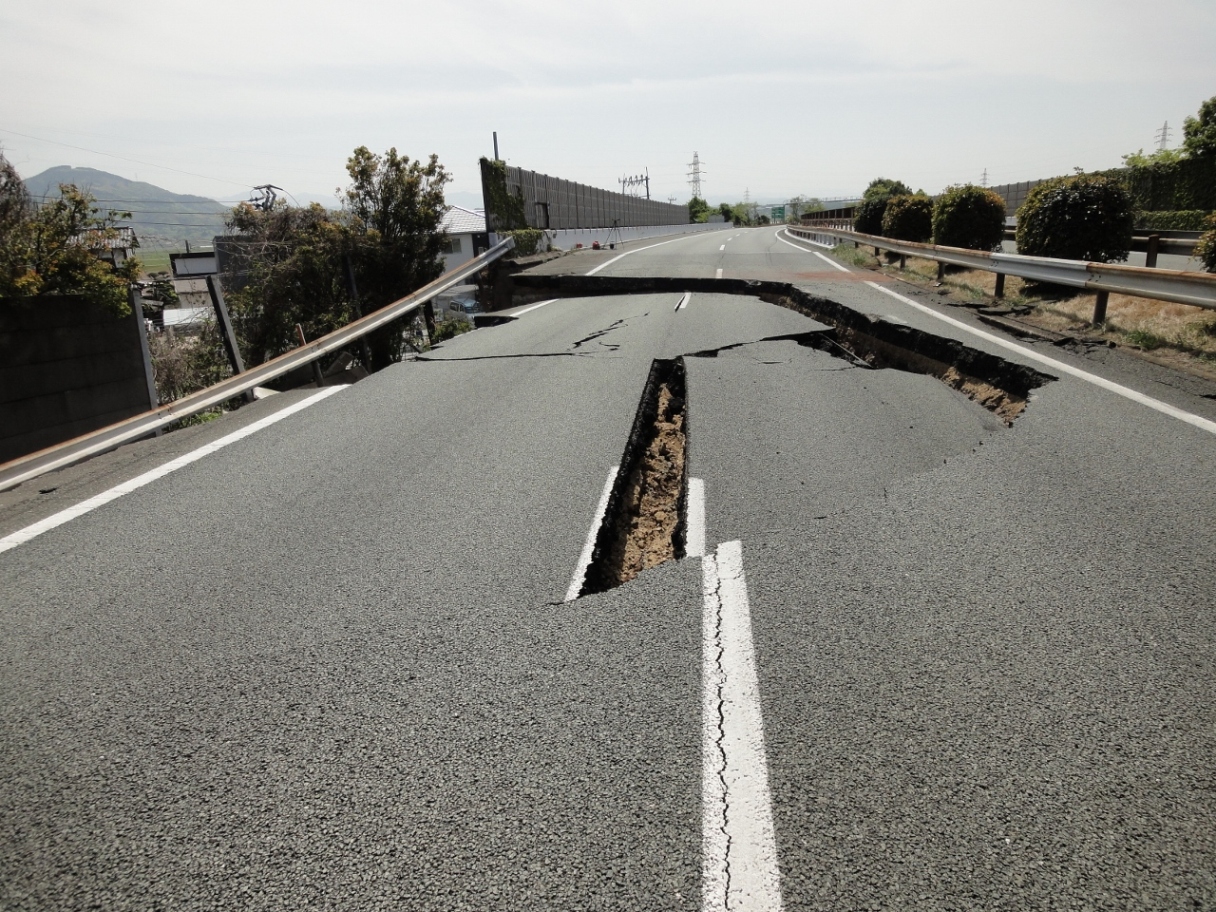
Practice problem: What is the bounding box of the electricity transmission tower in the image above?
[1156,121,1172,150]
[687,152,706,198]
[981,168,989,187]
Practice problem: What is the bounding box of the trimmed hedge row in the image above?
[1134,210,1214,232]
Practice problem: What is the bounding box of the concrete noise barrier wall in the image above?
[0,296,157,465]
[482,159,691,231]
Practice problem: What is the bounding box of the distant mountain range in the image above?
[22,166,231,250]
[21,166,487,252]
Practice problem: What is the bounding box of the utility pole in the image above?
[687,152,706,198]
[493,132,500,161]
[1155,121,1171,150]
[620,171,651,198]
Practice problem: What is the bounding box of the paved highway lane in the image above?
[3,225,1216,910]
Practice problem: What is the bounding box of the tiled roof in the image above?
[442,205,485,235]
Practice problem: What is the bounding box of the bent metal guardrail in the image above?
[786,226,1216,313]
[0,237,516,492]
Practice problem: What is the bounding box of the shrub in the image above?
[932,184,1006,251]
[1015,174,1134,262]
[1135,210,1215,232]
[853,198,888,235]
[880,195,933,242]
[1196,214,1216,273]
[504,228,548,257]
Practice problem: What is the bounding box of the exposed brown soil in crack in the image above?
[580,359,688,596]
[609,382,686,582]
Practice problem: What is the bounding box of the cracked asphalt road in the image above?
[3,227,1216,910]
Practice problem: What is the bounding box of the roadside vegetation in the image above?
[144,145,453,411]
[826,95,1216,372]
[829,244,1216,371]
[0,151,140,314]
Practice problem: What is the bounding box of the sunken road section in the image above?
[580,359,689,596]
[487,275,1056,425]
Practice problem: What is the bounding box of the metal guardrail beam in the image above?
[787,226,1216,311]
[0,238,516,492]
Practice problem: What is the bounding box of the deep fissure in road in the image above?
[580,358,688,596]
[503,275,1056,425]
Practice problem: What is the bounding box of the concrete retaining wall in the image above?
[0,296,157,464]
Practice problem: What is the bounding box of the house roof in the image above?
[71,226,139,250]
[442,205,485,235]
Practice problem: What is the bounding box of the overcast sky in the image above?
[2,0,1214,210]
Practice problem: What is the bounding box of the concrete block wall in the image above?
[0,296,156,464]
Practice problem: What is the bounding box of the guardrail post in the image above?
[936,262,945,282]
[343,255,375,367]
[130,286,163,436]
[296,324,326,387]
[899,255,906,270]
[994,273,1006,298]
[1146,234,1160,269]
[1092,291,1110,324]
[205,276,255,404]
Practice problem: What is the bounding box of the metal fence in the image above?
[484,162,690,231]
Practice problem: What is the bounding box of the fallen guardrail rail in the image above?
[785,226,1216,319]
[0,237,515,491]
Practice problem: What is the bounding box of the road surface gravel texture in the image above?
[2,227,1214,910]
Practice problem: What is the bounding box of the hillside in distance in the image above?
[22,166,231,251]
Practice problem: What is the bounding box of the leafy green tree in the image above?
[862,178,913,202]
[718,202,734,222]
[344,146,451,366]
[222,145,451,369]
[788,196,824,220]
[855,177,915,235]
[688,196,711,223]
[1182,95,1216,159]
[1121,148,1184,167]
[0,152,139,313]
[226,202,353,365]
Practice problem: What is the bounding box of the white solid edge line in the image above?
[676,292,692,312]
[564,465,619,601]
[778,227,835,251]
[585,232,712,276]
[774,229,850,272]
[0,386,348,556]
[864,282,1216,436]
[773,228,1216,435]
[686,478,706,558]
[513,298,557,316]
[703,541,784,912]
